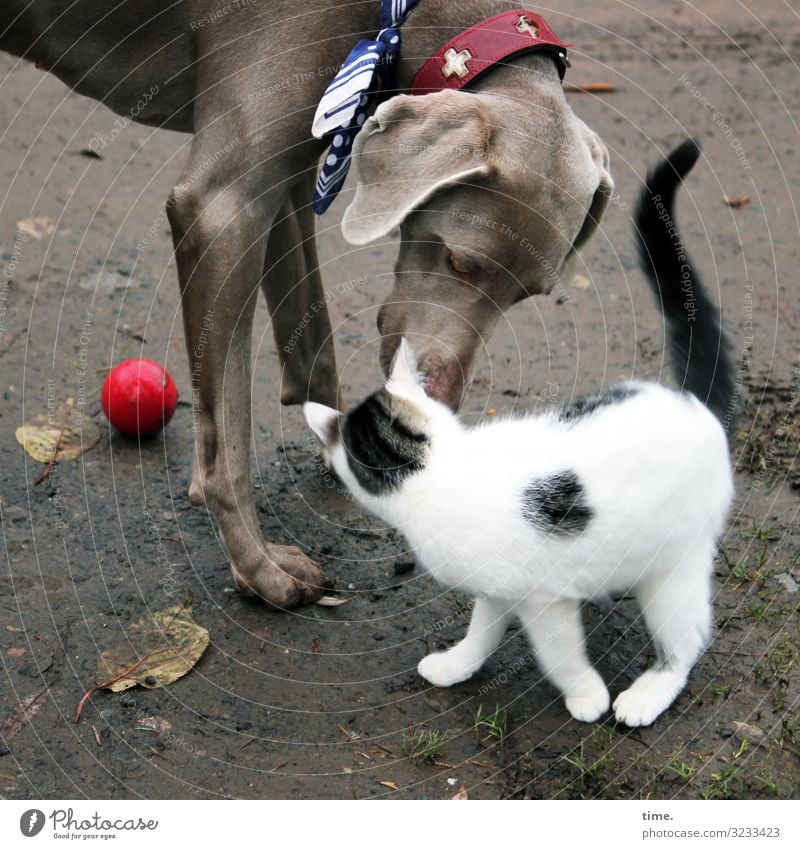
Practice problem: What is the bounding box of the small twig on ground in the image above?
[33,422,66,486]
[74,645,171,724]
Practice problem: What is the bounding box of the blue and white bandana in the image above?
[311,0,421,215]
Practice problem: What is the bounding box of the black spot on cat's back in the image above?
[522,470,593,535]
[558,385,638,423]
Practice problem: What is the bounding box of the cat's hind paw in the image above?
[417,652,476,688]
[613,669,684,727]
[565,687,610,723]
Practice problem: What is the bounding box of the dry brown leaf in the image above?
[315,595,355,607]
[723,194,750,208]
[451,782,469,800]
[97,604,209,693]
[16,215,55,240]
[378,780,400,791]
[564,82,617,93]
[4,625,24,633]
[0,687,48,743]
[16,406,100,464]
[6,648,26,658]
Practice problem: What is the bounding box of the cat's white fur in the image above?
[305,340,734,726]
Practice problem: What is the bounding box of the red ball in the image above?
[101,358,178,438]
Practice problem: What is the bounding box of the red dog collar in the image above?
[410,10,571,95]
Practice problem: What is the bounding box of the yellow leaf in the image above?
[16,406,100,464]
[97,604,209,693]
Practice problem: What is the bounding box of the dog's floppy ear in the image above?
[342,92,494,245]
[566,120,614,257]
[304,402,341,445]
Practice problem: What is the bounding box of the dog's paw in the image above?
[234,545,333,609]
[565,686,611,723]
[613,669,682,727]
[417,652,474,688]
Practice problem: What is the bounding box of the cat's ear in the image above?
[303,402,341,445]
[388,338,425,398]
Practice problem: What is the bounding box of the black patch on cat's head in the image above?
[522,470,593,535]
[341,389,429,495]
[557,385,638,424]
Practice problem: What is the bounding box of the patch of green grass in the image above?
[720,549,751,583]
[667,759,696,782]
[473,704,507,742]
[402,727,449,762]
[748,599,772,623]
[720,543,774,589]
[742,522,779,542]
[561,743,612,793]
[767,636,799,678]
[700,762,744,799]
[755,767,782,796]
[709,683,731,699]
[772,684,788,713]
[735,378,800,490]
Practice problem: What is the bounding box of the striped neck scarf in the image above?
[311,0,421,215]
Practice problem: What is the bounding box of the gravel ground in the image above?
[0,1,798,799]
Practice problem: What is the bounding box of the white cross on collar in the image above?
[441,47,472,79]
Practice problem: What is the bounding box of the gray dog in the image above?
[2,1,613,608]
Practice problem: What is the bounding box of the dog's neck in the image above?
[395,0,564,95]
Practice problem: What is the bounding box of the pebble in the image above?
[393,560,415,576]
[774,573,798,594]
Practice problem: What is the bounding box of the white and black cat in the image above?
[305,140,735,727]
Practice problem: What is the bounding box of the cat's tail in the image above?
[634,139,736,428]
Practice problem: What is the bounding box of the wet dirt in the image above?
[0,1,798,799]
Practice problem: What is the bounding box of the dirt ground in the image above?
[1,1,798,800]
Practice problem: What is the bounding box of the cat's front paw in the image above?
[565,686,611,723]
[417,652,475,688]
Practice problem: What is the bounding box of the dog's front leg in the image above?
[167,162,331,609]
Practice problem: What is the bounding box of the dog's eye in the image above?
[447,252,471,276]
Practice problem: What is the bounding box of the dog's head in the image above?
[341,89,613,409]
